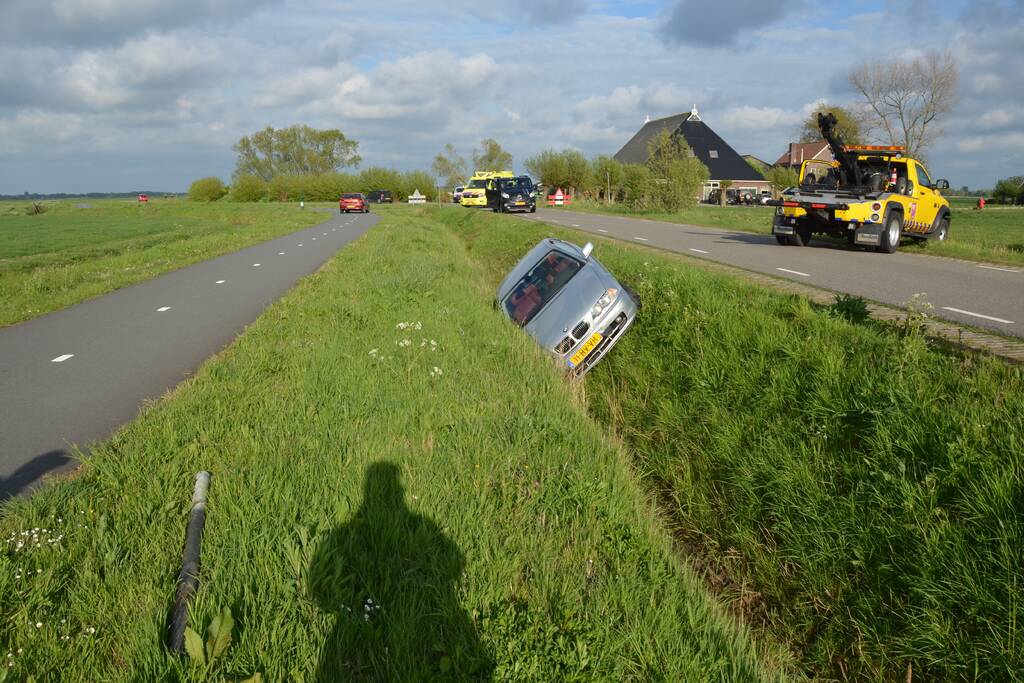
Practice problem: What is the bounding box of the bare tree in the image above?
[849,50,958,160]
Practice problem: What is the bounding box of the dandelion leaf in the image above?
[184,626,206,666]
[206,606,234,661]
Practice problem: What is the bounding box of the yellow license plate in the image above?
[568,332,602,367]
[515,201,525,205]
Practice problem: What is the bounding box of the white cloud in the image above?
[59,33,221,109]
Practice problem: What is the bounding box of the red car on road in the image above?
[339,193,369,213]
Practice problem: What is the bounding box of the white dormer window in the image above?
[709,150,719,158]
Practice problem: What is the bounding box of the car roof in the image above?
[497,238,588,299]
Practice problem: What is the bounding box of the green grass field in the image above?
[437,206,1024,681]
[564,200,1024,267]
[0,200,325,328]
[0,207,780,681]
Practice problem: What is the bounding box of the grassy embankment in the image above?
[0,200,325,328]
[563,199,1024,267]
[0,207,778,680]
[436,205,1024,681]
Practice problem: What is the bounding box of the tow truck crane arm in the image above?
[818,112,861,186]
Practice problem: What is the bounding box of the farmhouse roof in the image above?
[612,106,765,182]
[774,141,832,167]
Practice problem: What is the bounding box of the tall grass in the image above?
[0,200,325,327]
[439,206,1024,680]
[0,208,777,680]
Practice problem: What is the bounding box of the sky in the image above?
[1,0,1022,193]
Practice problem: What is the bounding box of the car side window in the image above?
[916,164,933,189]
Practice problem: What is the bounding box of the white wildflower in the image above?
[35,622,42,629]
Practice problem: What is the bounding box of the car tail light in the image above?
[871,202,882,211]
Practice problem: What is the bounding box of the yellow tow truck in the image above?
[769,113,951,253]
[460,170,513,208]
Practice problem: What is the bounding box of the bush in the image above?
[188,177,228,202]
[230,174,268,202]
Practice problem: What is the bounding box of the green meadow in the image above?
[0,200,324,328]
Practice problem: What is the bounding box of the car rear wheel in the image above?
[877,212,902,253]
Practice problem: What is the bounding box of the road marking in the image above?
[215,280,225,284]
[689,248,710,254]
[598,229,609,233]
[571,223,581,227]
[278,251,286,255]
[253,263,261,267]
[297,243,303,246]
[156,306,171,312]
[51,354,74,363]
[634,236,649,242]
[312,237,317,240]
[776,267,810,277]
[978,265,1019,273]
[941,307,1014,325]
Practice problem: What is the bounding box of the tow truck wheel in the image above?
[935,217,949,241]
[775,234,790,245]
[878,213,903,254]
[790,225,813,247]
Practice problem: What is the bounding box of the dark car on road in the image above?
[490,175,537,213]
[367,190,393,204]
[497,238,638,377]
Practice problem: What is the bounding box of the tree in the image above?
[622,164,653,211]
[849,50,958,159]
[188,177,227,202]
[230,174,268,202]
[524,149,568,189]
[561,149,591,197]
[590,155,625,203]
[765,166,799,196]
[797,104,866,145]
[644,129,709,212]
[432,144,467,189]
[718,179,733,206]
[472,138,512,171]
[233,125,361,181]
[992,176,1024,205]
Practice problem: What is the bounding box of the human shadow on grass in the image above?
[311,462,493,681]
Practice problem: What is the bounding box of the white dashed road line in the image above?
[571,223,581,227]
[776,267,810,277]
[312,237,317,241]
[977,265,1019,273]
[634,236,649,242]
[216,280,226,284]
[598,229,609,233]
[689,248,710,254]
[157,306,171,312]
[297,243,303,247]
[51,354,74,363]
[253,263,261,267]
[278,252,286,255]
[941,307,1015,325]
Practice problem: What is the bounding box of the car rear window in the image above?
[503,251,583,326]
[342,194,362,199]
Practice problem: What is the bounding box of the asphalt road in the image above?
[0,209,377,499]
[521,207,1024,338]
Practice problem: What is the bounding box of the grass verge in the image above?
[437,205,1024,680]
[0,199,325,328]
[0,207,778,680]
[562,200,1024,267]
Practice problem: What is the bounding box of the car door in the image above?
[909,162,940,232]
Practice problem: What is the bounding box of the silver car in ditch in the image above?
[497,238,638,377]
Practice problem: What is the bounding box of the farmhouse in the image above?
[613,106,769,200]
[774,141,833,168]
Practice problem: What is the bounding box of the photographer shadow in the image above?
[310,462,493,681]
